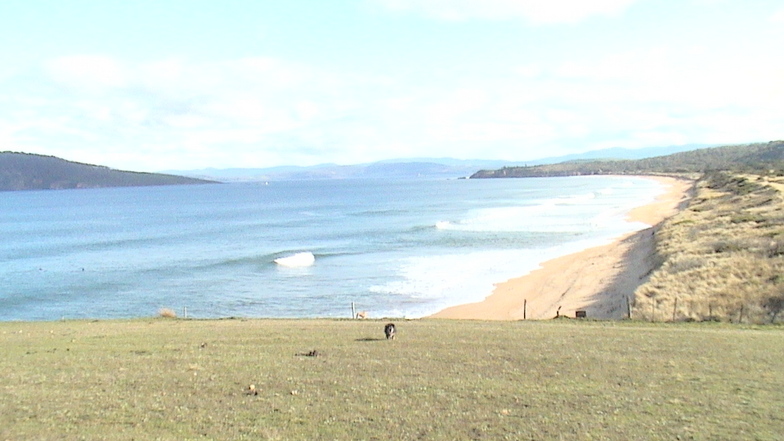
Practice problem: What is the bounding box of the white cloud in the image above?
[548,45,784,112]
[46,55,128,89]
[295,101,321,121]
[162,114,210,129]
[426,88,487,123]
[5,33,784,172]
[369,0,638,23]
[0,54,339,170]
[771,7,784,23]
[138,59,185,89]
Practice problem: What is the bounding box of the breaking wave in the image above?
[274,251,315,267]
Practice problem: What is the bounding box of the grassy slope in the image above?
[635,173,784,323]
[2,319,783,440]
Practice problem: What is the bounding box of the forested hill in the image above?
[0,152,215,191]
[470,141,784,178]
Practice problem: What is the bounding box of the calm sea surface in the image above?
[0,176,663,321]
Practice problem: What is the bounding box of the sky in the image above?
[1,0,783,172]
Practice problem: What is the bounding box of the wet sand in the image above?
[429,176,693,320]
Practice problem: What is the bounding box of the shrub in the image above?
[663,256,704,274]
[767,241,784,257]
[730,213,766,224]
[763,295,784,323]
[158,308,177,318]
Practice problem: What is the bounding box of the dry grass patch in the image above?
[635,172,784,323]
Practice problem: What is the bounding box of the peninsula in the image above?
[0,152,216,191]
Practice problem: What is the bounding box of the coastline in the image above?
[429,175,694,320]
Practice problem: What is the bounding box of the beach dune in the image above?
[430,176,693,320]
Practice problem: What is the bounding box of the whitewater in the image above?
[0,176,664,321]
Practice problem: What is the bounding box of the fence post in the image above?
[351,302,356,319]
[523,299,527,320]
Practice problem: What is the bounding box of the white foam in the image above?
[434,203,607,233]
[375,179,671,318]
[435,221,452,230]
[274,251,315,267]
[372,231,647,318]
[432,177,666,235]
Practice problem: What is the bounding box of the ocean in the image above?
[0,176,664,321]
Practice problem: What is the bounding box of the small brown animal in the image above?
[384,323,396,340]
[356,311,368,319]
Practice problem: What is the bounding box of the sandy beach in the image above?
[430,175,694,320]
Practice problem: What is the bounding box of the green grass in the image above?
[2,319,783,440]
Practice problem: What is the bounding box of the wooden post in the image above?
[672,298,678,322]
[351,302,356,319]
[738,304,744,324]
[523,299,527,320]
[626,296,632,320]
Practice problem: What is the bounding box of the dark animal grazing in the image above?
[384,323,396,340]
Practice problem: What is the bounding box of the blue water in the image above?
[0,176,663,321]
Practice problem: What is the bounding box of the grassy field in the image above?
[2,318,783,440]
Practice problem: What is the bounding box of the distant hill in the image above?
[470,141,784,178]
[0,152,215,191]
[162,160,515,182]
[163,144,709,182]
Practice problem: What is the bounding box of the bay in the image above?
[0,176,663,321]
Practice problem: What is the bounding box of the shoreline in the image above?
[429,175,694,320]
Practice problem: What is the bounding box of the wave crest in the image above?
[274,251,315,267]
[435,221,452,230]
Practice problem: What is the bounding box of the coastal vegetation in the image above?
[0,152,214,191]
[470,140,784,178]
[634,172,784,323]
[2,318,782,440]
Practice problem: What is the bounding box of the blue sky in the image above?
[1,0,782,172]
